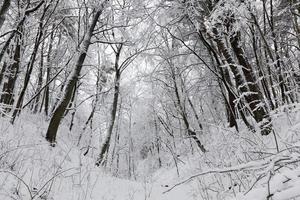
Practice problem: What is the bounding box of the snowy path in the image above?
[85,175,194,200]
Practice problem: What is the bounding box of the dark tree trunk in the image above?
[0,0,11,30]
[45,3,108,144]
[46,54,85,143]
[153,114,162,168]
[110,97,122,173]
[220,67,238,129]
[44,26,55,116]
[194,26,238,129]
[33,42,45,113]
[11,6,46,123]
[0,1,45,64]
[171,66,206,153]
[0,39,21,113]
[0,62,7,88]
[211,26,272,135]
[96,45,122,166]
[250,26,275,110]
[230,32,272,135]
[64,81,78,117]
[68,83,79,131]
[51,78,66,114]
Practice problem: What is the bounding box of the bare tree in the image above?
[0,0,11,30]
[45,0,109,144]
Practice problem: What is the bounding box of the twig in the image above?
[0,170,33,199]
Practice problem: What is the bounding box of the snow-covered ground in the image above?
[1,106,300,200]
[0,113,198,200]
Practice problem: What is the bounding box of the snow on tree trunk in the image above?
[0,0,11,30]
[45,1,109,144]
[96,45,122,166]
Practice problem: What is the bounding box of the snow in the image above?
[1,106,300,200]
[0,113,197,200]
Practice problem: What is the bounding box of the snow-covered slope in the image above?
[1,107,300,200]
[0,113,197,200]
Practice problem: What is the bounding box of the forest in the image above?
[0,0,300,199]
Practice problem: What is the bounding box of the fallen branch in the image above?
[163,153,300,194]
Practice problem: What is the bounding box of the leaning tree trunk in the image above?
[0,0,11,30]
[78,65,102,146]
[43,31,54,116]
[171,65,206,153]
[68,83,79,131]
[230,32,272,135]
[33,42,45,113]
[0,0,45,65]
[96,45,122,166]
[109,99,122,171]
[211,26,272,135]
[11,6,47,123]
[0,37,21,113]
[45,3,108,144]
[200,28,239,129]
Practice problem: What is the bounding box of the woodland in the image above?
[0,0,300,199]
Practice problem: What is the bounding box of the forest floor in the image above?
[1,105,300,200]
[0,113,197,200]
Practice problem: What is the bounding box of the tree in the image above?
[155,0,274,135]
[45,0,109,144]
[11,2,51,123]
[0,0,11,30]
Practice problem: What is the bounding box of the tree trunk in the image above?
[211,26,272,135]
[33,42,45,113]
[153,114,162,168]
[171,66,206,153]
[195,26,239,129]
[68,83,79,131]
[45,4,108,144]
[79,56,102,146]
[64,82,78,117]
[0,1,45,64]
[96,45,122,166]
[230,32,272,135]
[0,0,11,30]
[110,98,122,174]
[11,6,46,123]
[0,38,21,113]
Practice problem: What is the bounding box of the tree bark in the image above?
[78,63,102,146]
[0,37,21,113]
[44,26,56,116]
[171,66,206,153]
[45,3,108,144]
[0,0,11,30]
[230,32,272,135]
[96,44,122,166]
[33,42,45,113]
[11,5,47,123]
[0,0,45,65]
